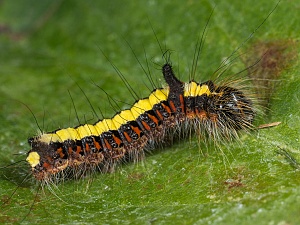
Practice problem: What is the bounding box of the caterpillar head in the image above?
[26,138,69,181]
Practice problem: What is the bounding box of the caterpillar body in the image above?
[26,61,255,182]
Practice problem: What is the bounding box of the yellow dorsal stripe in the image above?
[131,99,151,118]
[196,84,211,96]
[67,128,80,140]
[39,133,61,143]
[56,128,79,142]
[184,82,211,97]
[112,109,134,130]
[102,119,117,131]
[76,124,99,139]
[149,89,168,105]
[184,81,198,97]
[38,88,169,143]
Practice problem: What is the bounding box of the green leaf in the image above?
[0,0,299,224]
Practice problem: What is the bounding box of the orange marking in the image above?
[142,121,151,131]
[169,101,176,112]
[85,143,90,151]
[148,114,159,126]
[104,139,112,150]
[132,126,142,136]
[93,139,101,150]
[76,146,82,154]
[113,135,122,146]
[57,147,65,158]
[68,147,72,154]
[123,132,132,142]
[43,162,50,169]
[179,95,185,112]
[155,110,164,120]
[162,103,172,114]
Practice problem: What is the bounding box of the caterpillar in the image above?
[20,0,285,186]
[3,1,296,224]
[26,54,255,182]
[21,2,284,184]
[24,1,288,185]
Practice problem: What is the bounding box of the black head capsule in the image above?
[26,138,69,181]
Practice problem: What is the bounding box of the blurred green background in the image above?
[0,0,299,224]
